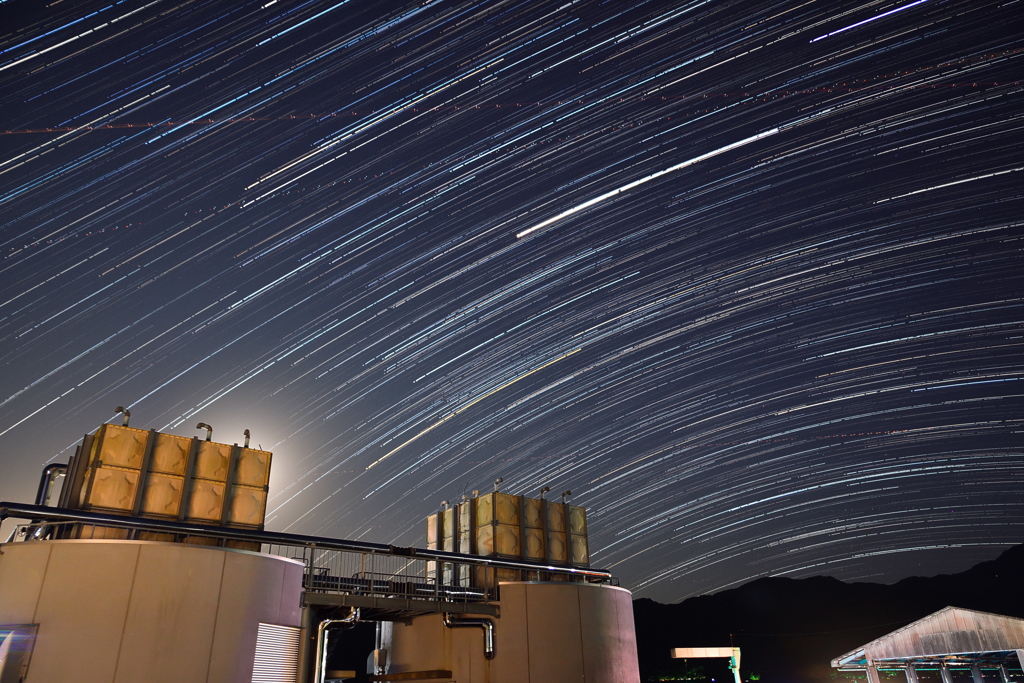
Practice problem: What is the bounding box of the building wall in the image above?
[386,581,640,683]
[0,539,302,683]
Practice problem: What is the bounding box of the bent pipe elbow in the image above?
[34,464,68,506]
[443,613,495,660]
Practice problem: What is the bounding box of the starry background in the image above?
[1,0,1021,603]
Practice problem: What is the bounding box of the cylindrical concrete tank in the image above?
[0,540,302,683]
[386,581,640,682]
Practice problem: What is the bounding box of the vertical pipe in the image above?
[34,464,67,506]
[313,609,360,683]
[314,619,330,683]
[297,605,315,683]
[370,621,386,677]
[456,497,464,589]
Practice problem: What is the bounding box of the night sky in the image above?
[1,0,1021,604]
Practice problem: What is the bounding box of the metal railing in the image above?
[267,541,498,605]
[1,502,613,609]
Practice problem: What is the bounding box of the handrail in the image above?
[0,501,613,581]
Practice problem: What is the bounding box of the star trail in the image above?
[1,0,1021,602]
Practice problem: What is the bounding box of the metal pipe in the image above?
[0,502,614,580]
[443,614,495,660]
[297,606,315,683]
[314,608,359,683]
[115,406,131,427]
[243,429,250,448]
[196,422,213,441]
[370,622,387,676]
[34,464,67,506]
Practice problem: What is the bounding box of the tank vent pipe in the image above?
[115,406,131,427]
[35,464,68,507]
[314,608,359,683]
[443,614,495,660]
[196,422,213,441]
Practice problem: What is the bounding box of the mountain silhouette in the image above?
[633,544,1024,683]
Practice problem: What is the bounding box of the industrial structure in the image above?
[0,415,639,682]
[376,485,638,680]
[670,647,742,683]
[832,607,1024,683]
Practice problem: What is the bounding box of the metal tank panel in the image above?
[425,490,591,569]
[62,423,272,538]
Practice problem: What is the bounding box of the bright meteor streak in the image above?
[516,128,780,239]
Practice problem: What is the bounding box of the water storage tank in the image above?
[426,492,590,588]
[0,539,302,683]
[385,581,640,682]
[59,423,272,541]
